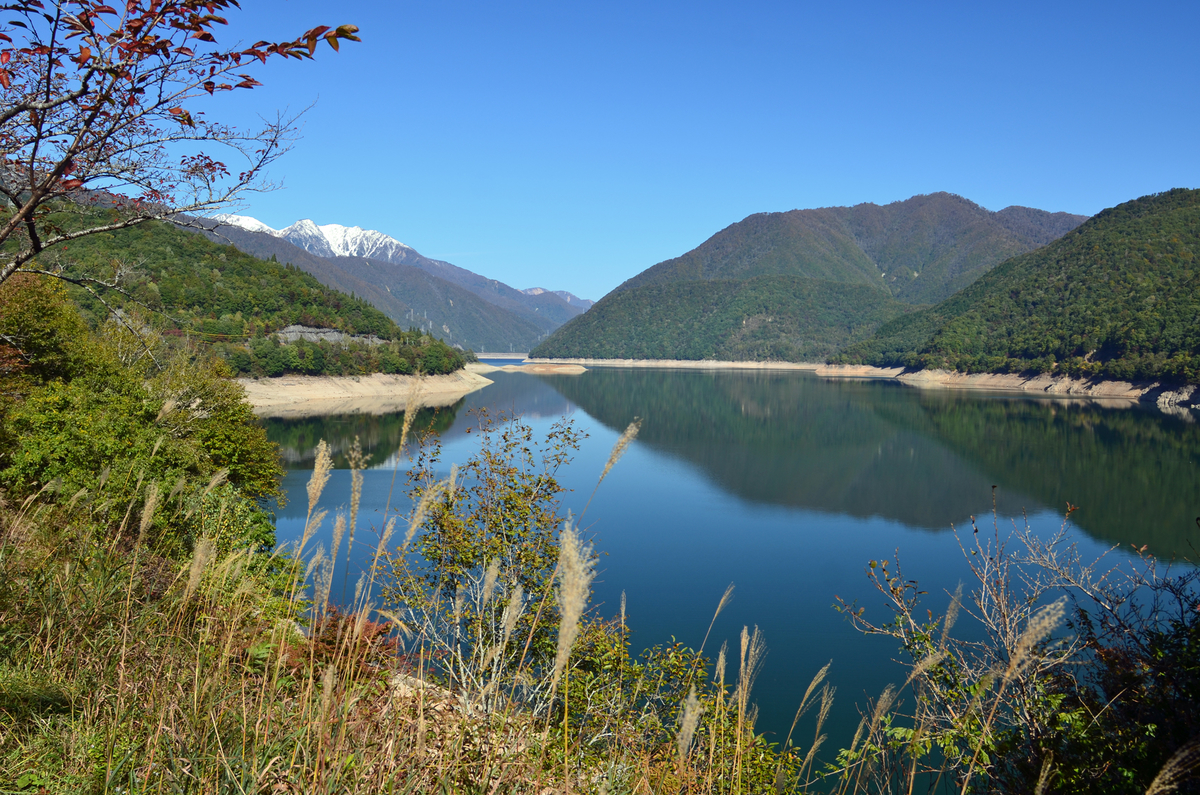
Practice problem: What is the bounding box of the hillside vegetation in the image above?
[201,221,572,351]
[533,275,912,361]
[534,193,1085,362]
[615,192,1086,305]
[54,218,465,377]
[834,188,1200,384]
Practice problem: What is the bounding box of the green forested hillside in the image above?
[531,275,911,361]
[834,189,1200,384]
[534,193,1085,362]
[50,219,464,376]
[615,192,1087,305]
[200,222,551,351]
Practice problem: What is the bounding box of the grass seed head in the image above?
[551,520,595,689]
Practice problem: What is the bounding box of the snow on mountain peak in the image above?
[278,219,413,263]
[210,213,277,235]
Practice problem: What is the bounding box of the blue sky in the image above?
[209,1,1200,299]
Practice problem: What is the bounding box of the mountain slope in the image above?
[535,193,1085,362]
[239,217,588,333]
[615,192,1087,305]
[532,276,913,361]
[199,221,545,351]
[834,188,1200,384]
[52,218,465,377]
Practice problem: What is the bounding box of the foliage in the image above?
[0,0,357,288]
[0,272,101,389]
[0,274,282,560]
[532,275,913,362]
[378,412,812,793]
[613,192,1085,305]
[41,217,466,377]
[832,515,1200,794]
[835,188,1200,384]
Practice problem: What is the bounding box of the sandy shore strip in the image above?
[814,364,1198,409]
[238,370,494,419]
[467,362,587,375]
[528,357,1197,410]
[527,357,821,371]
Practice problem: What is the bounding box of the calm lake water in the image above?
[264,367,1200,750]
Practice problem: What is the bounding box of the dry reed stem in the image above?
[482,560,500,604]
[958,596,1067,795]
[677,686,703,764]
[307,440,333,516]
[138,483,159,540]
[185,538,216,602]
[599,419,641,486]
[1146,737,1200,795]
[699,582,734,655]
[551,520,595,689]
[202,468,228,498]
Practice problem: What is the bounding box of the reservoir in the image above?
[265,367,1200,751]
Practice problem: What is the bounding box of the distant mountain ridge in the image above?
[615,192,1088,305]
[534,193,1088,362]
[206,215,594,351]
[833,188,1200,385]
[522,287,594,310]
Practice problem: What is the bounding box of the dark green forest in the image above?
[531,275,912,361]
[534,193,1086,363]
[835,188,1200,384]
[49,218,464,377]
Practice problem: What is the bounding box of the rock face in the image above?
[273,324,385,346]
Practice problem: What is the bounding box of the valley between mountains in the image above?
[191,188,1199,395]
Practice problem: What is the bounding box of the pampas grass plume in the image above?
[551,520,595,689]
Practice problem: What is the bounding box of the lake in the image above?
[264,367,1200,752]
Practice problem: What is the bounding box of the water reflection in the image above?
[267,368,1200,559]
[542,368,1200,557]
[262,368,1198,747]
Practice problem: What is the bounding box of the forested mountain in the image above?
[198,220,546,352]
[615,192,1087,304]
[532,276,913,361]
[534,193,1085,362]
[52,219,464,377]
[834,188,1200,384]
[206,215,589,346]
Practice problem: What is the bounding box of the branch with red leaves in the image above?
[0,0,359,287]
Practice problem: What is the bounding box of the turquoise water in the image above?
[264,368,1200,749]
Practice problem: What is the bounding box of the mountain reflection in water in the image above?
[541,368,1199,557]
[265,368,1197,748]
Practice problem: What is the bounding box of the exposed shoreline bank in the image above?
[237,370,494,419]
[529,357,1199,411]
[466,362,587,375]
[527,357,822,371]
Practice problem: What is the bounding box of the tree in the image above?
[0,0,359,289]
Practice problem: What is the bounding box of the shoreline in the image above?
[237,370,494,419]
[528,358,1199,411]
[526,357,822,371]
[466,362,587,375]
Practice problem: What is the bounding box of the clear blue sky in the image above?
[209,1,1200,299]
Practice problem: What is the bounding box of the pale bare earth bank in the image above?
[813,364,1199,412]
[527,357,821,371]
[528,358,1198,414]
[467,362,587,375]
[237,371,494,419]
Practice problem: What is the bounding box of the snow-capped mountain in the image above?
[206,213,592,339]
[279,220,415,263]
[210,214,415,264]
[210,213,278,236]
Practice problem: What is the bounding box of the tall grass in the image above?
[3,418,1197,794]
